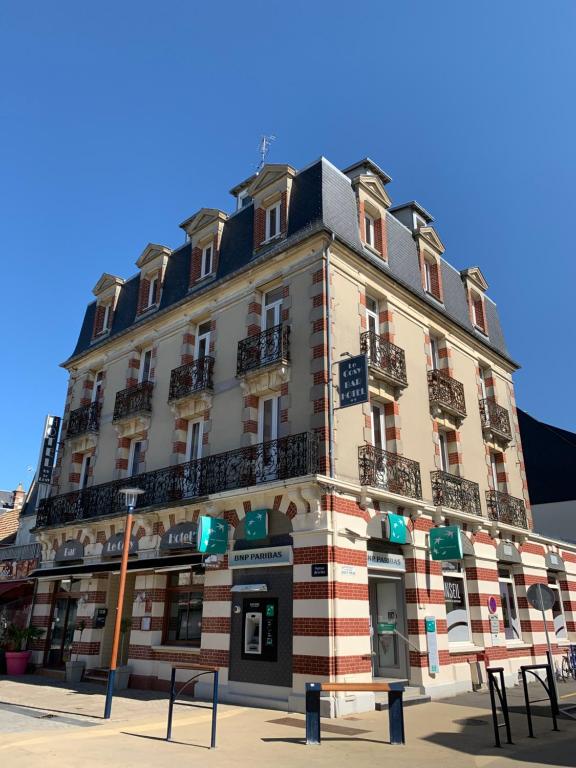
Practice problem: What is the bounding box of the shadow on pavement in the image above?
[121,732,210,750]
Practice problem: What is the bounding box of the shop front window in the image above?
[548,574,568,640]
[163,570,204,646]
[442,562,471,644]
[498,568,521,641]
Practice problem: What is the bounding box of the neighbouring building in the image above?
[29,157,576,714]
[0,483,41,630]
[518,409,576,543]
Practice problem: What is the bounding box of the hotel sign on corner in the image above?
[338,355,368,408]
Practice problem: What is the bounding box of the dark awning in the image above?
[30,552,204,579]
[0,580,35,600]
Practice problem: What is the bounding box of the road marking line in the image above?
[0,707,244,750]
[560,691,576,699]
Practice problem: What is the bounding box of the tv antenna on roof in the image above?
[256,134,276,173]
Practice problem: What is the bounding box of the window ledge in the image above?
[474,326,489,339]
[363,243,384,259]
[91,329,111,343]
[138,304,159,317]
[261,233,283,246]
[505,641,530,649]
[151,645,201,654]
[424,289,444,305]
[448,643,484,654]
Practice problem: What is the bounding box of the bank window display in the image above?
[498,568,521,641]
[163,570,204,646]
[442,562,471,643]
[548,574,568,640]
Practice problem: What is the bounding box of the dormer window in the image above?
[423,255,442,302]
[471,292,487,334]
[102,303,111,332]
[265,202,281,241]
[201,244,213,278]
[93,300,113,338]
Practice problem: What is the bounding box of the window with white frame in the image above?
[101,303,111,333]
[442,561,471,643]
[364,213,375,247]
[371,403,385,451]
[146,274,158,308]
[430,335,441,370]
[200,244,213,278]
[139,348,152,383]
[438,431,450,472]
[195,322,211,359]
[265,202,281,241]
[498,567,521,641]
[186,420,203,462]
[366,296,379,335]
[128,439,144,477]
[92,371,103,403]
[548,573,568,640]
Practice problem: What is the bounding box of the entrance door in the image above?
[369,577,408,679]
[46,597,78,667]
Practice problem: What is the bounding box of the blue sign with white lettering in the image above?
[338,355,369,408]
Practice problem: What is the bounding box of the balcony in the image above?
[0,542,41,580]
[479,398,512,443]
[168,357,214,402]
[67,402,101,438]
[358,445,422,500]
[36,432,319,529]
[237,324,290,376]
[486,490,528,528]
[0,543,41,562]
[113,381,154,422]
[431,470,482,516]
[360,330,407,388]
[427,369,466,419]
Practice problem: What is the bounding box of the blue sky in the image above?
[1,1,575,490]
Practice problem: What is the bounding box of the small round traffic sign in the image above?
[488,595,498,614]
[527,583,555,611]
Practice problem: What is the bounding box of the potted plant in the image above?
[65,619,86,683]
[4,623,45,676]
[114,617,132,690]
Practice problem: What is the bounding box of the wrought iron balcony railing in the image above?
[427,369,466,418]
[67,402,101,438]
[486,490,528,528]
[360,330,407,386]
[36,432,319,529]
[168,357,214,402]
[237,323,290,376]
[479,398,512,441]
[431,470,482,516]
[113,381,154,422]
[358,444,422,500]
[0,542,41,562]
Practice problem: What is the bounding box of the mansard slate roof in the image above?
[68,157,513,365]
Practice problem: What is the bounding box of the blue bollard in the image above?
[305,683,322,745]
[388,688,405,745]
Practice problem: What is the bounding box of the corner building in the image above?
[30,157,576,715]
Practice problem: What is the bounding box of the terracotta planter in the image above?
[5,651,31,676]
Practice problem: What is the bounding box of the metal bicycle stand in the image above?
[486,667,513,747]
[166,667,219,748]
[520,663,559,738]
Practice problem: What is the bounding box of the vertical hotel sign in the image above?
[338,355,368,408]
[38,415,61,484]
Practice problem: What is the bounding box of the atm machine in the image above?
[244,611,263,655]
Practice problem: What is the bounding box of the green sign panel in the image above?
[245,509,268,541]
[386,512,408,544]
[377,622,396,634]
[198,516,229,554]
[430,525,463,561]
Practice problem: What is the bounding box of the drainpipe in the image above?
[323,233,342,713]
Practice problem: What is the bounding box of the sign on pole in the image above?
[338,355,368,408]
[425,616,440,674]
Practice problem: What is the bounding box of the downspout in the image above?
[324,233,342,710]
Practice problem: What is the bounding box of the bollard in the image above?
[305,683,322,745]
[388,688,405,745]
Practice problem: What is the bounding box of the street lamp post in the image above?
[103,487,144,720]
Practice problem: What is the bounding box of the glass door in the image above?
[260,287,283,365]
[369,577,408,679]
[46,597,78,667]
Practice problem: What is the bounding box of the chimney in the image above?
[13,483,25,508]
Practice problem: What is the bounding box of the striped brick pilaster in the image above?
[309,261,331,475]
[506,382,532,527]
[171,417,188,461]
[379,301,395,343]
[80,375,94,407]
[384,401,402,455]
[180,328,195,365]
[445,429,464,476]
[126,352,140,388]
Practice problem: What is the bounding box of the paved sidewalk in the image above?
[0,675,575,767]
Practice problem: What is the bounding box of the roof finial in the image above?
[256,134,276,173]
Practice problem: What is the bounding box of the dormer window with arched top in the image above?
[342,158,392,261]
[461,267,489,337]
[136,244,171,316]
[179,208,227,288]
[91,273,125,341]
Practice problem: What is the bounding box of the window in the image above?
[371,404,385,451]
[423,257,441,300]
[365,214,375,247]
[195,322,211,359]
[128,439,144,477]
[498,567,521,641]
[146,275,158,308]
[200,244,213,278]
[139,349,152,383]
[163,569,204,646]
[438,432,449,472]
[430,336,440,370]
[490,452,505,491]
[92,371,103,403]
[265,202,281,241]
[262,286,283,330]
[548,574,568,640]
[442,561,471,643]
[80,455,91,490]
[102,303,111,332]
[479,366,488,401]
[472,293,486,333]
[366,296,379,335]
[258,395,280,444]
[186,420,203,462]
